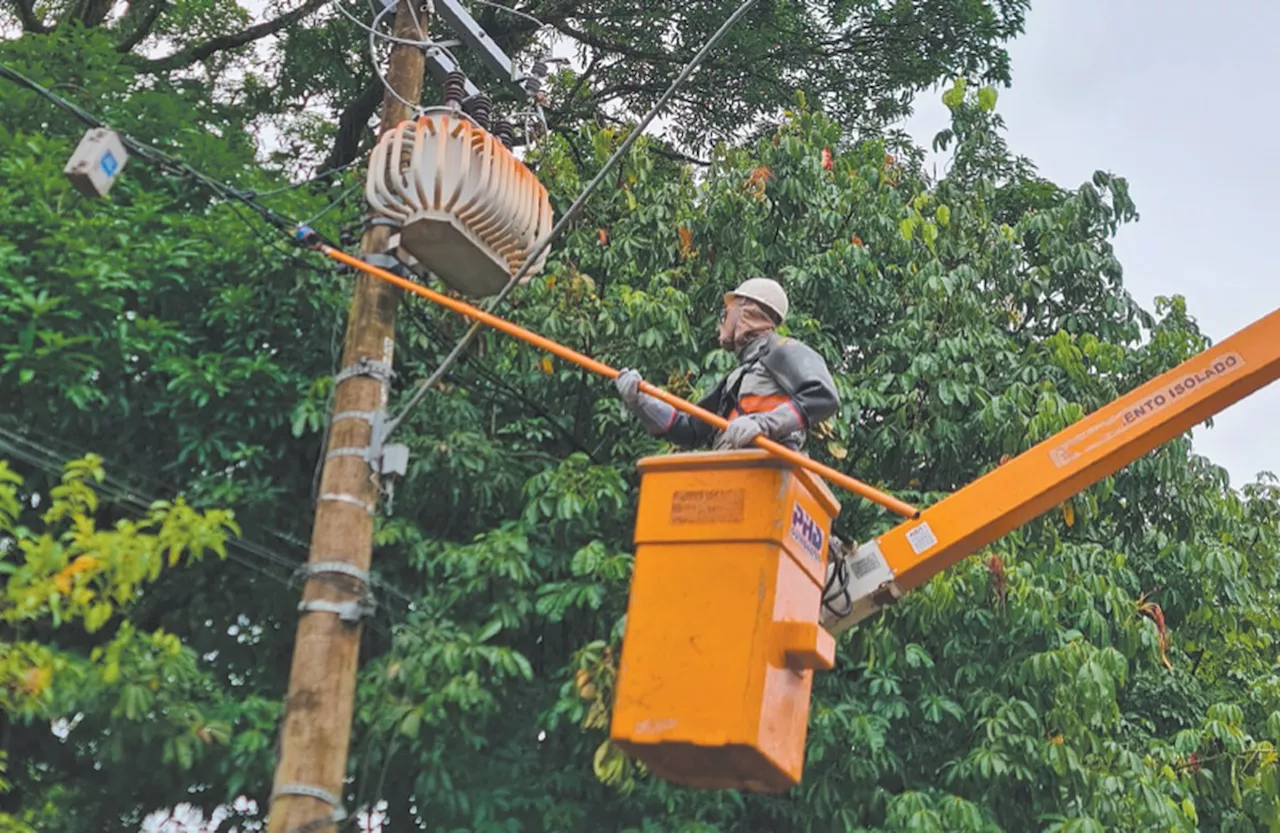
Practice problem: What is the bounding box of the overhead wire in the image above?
[299,179,364,228]
[0,423,419,611]
[368,2,423,114]
[0,431,300,600]
[336,0,440,49]
[0,61,350,285]
[0,62,298,232]
[1,0,771,486]
[378,0,765,437]
[247,154,367,200]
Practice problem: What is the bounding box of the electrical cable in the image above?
[821,546,854,619]
[299,179,364,228]
[0,63,299,232]
[249,154,367,200]
[0,424,419,609]
[379,0,765,437]
[0,433,305,601]
[361,0,468,118]
[0,61,348,283]
[369,3,421,114]
[335,0,437,48]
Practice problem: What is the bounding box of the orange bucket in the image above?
[609,449,840,792]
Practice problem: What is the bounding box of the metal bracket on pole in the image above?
[331,409,379,426]
[298,597,378,623]
[318,492,376,515]
[271,784,348,823]
[323,408,410,478]
[299,561,371,585]
[334,358,395,387]
[432,0,530,99]
[363,251,411,279]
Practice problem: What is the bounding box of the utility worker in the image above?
[615,278,838,452]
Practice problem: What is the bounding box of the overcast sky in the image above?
[904,0,1280,489]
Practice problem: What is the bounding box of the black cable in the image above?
[0,424,418,610]
[401,303,602,463]
[822,541,854,619]
[0,62,299,233]
[249,155,367,200]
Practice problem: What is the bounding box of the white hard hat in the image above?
[726,277,788,323]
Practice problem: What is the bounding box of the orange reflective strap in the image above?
[728,394,792,420]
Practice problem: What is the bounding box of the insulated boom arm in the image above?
[822,306,1280,635]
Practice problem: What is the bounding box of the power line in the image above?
[0,62,299,232]
[249,154,368,200]
[299,179,364,228]
[0,424,418,610]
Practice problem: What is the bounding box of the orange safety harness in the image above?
[727,393,794,421]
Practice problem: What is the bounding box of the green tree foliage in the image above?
[3,0,1029,166]
[0,454,251,831]
[2,11,1279,833]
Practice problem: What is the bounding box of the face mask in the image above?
[717,300,741,350]
[718,298,775,352]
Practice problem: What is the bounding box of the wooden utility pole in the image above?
[267,2,425,830]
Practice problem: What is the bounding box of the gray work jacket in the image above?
[662,331,839,451]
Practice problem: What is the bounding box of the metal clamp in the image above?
[331,409,378,426]
[318,492,375,515]
[298,597,377,623]
[301,561,371,585]
[334,358,394,386]
[325,446,372,462]
[363,251,411,277]
[272,784,348,823]
[365,215,402,231]
[321,409,411,478]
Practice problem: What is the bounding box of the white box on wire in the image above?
[64,128,128,198]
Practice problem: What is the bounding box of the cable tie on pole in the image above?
[271,784,348,822]
[299,561,371,585]
[334,358,395,386]
[318,492,375,515]
[331,409,380,426]
[297,597,377,623]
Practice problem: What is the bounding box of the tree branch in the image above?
[319,77,383,175]
[596,112,709,166]
[115,0,168,53]
[133,0,329,73]
[15,0,49,34]
[551,20,683,66]
[80,0,115,28]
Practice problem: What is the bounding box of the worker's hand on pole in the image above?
[616,368,677,434]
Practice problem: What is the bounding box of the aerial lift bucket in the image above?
[609,449,840,792]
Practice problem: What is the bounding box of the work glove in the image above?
[714,402,805,450]
[616,369,676,435]
[716,415,764,449]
